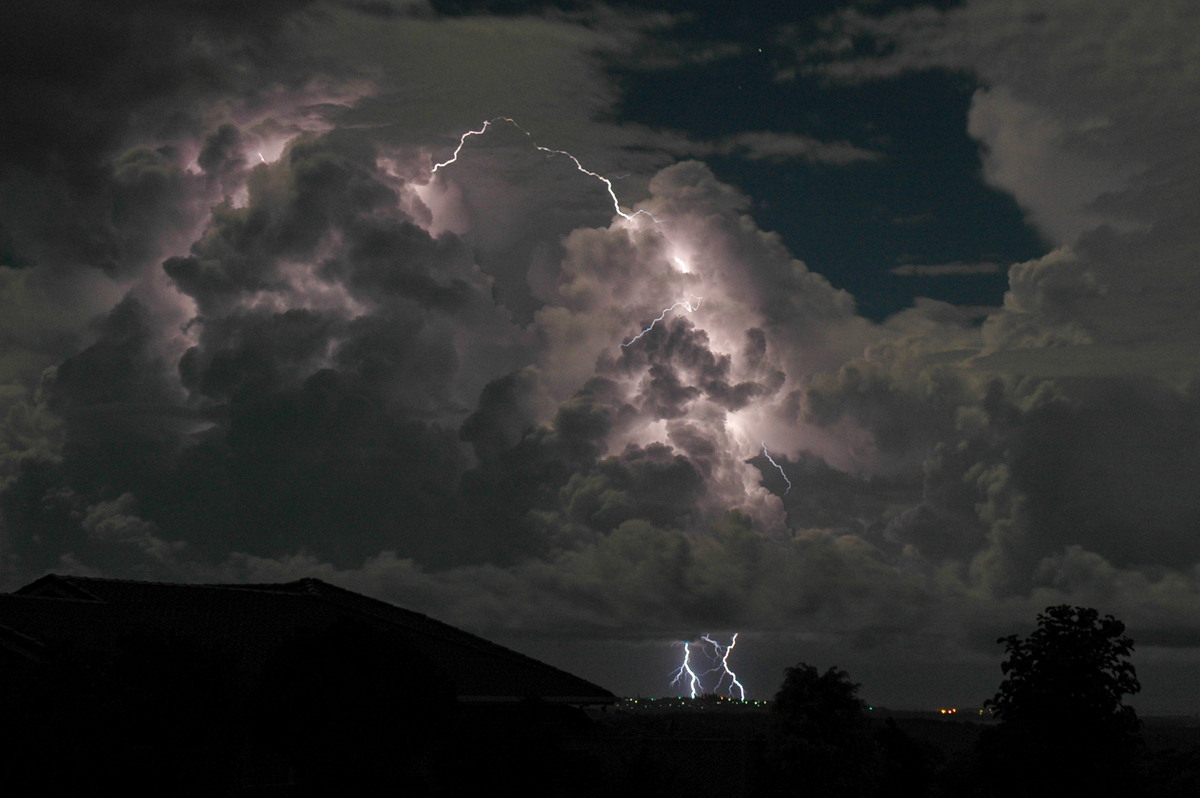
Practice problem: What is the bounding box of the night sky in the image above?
[3,0,1200,710]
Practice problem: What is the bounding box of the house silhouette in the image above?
[1,573,614,704]
[0,574,615,795]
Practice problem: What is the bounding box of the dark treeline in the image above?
[750,605,1200,797]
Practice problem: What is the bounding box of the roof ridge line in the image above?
[287,579,613,694]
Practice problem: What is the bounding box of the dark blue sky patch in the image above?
[611,13,1045,319]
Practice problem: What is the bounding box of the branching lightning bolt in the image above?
[430,117,658,223]
[670,641,702,698]
[432,118,698,353]
[761,441,791,495]
[621,294,702,347]
[701,633,746,700]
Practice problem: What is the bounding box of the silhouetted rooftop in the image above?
[1,574,614,705]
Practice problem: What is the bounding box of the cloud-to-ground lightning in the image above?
[670,640,702,698]
[761,441,792,495]
[622,294,702,347]
[430,117,658,223]
[701,633,746,700]
[671,634,748,699]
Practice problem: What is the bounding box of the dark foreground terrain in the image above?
[572,701,1200,797]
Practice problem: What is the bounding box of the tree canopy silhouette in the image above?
[987,604,1140,732]
[765,663,880,797]
[980,605,1142,795]
[773,663,871,743]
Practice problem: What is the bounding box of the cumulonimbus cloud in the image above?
[4,0,1200,707]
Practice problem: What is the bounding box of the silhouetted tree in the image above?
[978,605,1142,796]
[764,663,880,797]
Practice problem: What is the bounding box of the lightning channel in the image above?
[430,117,658,223]
[761,441,792,495]
[701,633,746,700]
[621,294,702,348]
[670,641,702,699]
[430,119,494,172]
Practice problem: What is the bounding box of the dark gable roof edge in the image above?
[10,573,615,704]
[14,574,104,601]
[240,577,615,701]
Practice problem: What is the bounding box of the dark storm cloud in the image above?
[799,355,1200,603]
[1,105,515,575]
[458,368,541,463]
[179,309,339,401]
[2,0,305,171]
[51,295,180,411]
[455,370,705,554]
[981,378,1200,571]
[140,132,514,566]
[5,0,1200,708]
[0,0,374,538]
[197,124,250,196]
[803,357,972,463]
[325,218,475,312]
[1,294,193,576]
[0,0,330,277]
[27,306,478,571]
[164,132,458,316]
[571,442,704,531]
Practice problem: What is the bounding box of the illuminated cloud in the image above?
[3,0,1200,708]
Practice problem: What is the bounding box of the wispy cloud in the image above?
[641,128,882,165]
